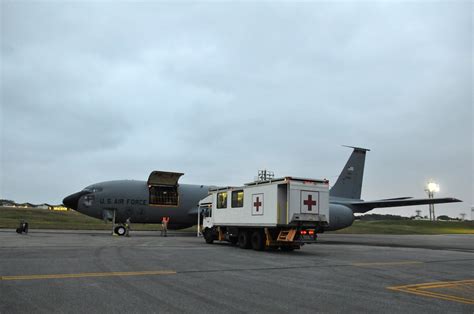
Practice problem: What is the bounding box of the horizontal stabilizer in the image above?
[342,145,371,152]
[350,197,462,213]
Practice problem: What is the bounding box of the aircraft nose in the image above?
[63,191,90,210]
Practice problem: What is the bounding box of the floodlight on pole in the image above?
[427,182,440,193]
[425,180,440,221]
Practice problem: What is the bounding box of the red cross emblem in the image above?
[254,197,262,212]
[304,194,317,211]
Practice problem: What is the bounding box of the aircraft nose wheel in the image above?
[114,226,126,236]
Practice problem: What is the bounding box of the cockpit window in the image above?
[84,187,103,193]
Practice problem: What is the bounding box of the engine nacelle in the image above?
[326,204,355,231]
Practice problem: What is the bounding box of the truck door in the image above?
[199,194,214,229]
[202,206,213,229]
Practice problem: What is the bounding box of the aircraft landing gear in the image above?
[114,225,126,236]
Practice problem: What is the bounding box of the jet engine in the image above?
[325,204,355,231]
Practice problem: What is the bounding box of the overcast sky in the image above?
[1,1,472,218]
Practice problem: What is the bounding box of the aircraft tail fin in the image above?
[330,146,370,200]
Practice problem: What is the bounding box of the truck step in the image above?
[277,229,297,242]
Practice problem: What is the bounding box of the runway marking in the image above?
[388,280,474,304]
[0,270,176,281]
[353,261,423,267]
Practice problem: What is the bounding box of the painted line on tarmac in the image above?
[0,270,176,281]
[0,260,435,281]
[1,259,470,281]
[353,261,423,267]
[387,279,474,305]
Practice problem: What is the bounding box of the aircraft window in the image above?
[231,190,244,208]
[149,185,178,206]
[217,192,228,209]
[84,187,102,193]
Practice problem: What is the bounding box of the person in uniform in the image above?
[125,217,131,237]
[16,220,28,234]
[161,216,169,237]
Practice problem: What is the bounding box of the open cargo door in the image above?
[147,171,184,206]
[148,171,184,186]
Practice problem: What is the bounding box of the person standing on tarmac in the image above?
[161,216,169,237]
[125,217,131,237]
[16,220,28,234]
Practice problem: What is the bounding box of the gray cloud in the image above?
[1,1,472,218]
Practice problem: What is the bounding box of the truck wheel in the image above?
[203,229,214,244]
[238,231,251,249]
[115,226,126,236]
[251,231,265,251]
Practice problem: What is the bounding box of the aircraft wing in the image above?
[349,197,462,213]
[371,197,413,201]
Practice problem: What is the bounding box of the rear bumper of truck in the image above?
[291,213,327,223]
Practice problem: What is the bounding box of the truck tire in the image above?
[238,230,251,249]
[251,230,265,251]
[203,229,214,244]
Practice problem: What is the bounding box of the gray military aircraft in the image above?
[63,147,461,235]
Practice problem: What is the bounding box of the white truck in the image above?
[199,176,329,251]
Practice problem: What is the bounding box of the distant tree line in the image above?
[356,213,467,221]
[436,215,464,221]
[356,214,409,221]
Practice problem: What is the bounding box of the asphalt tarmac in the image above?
[0,230,473,313]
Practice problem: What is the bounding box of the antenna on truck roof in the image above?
[256,169,274,182]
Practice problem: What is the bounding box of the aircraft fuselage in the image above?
[64,180,211,229]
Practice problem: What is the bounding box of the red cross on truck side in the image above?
[303,194,317,211]
[253,197,262,212]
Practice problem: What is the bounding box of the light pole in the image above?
[415,209,422,218]
[425,181,440,221]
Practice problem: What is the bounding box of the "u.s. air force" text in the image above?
[99,198,147,205]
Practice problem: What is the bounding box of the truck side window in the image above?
[217,192,228,209]
[231,190,244,208]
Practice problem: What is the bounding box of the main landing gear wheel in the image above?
[114,226,126,236]
[238,231,251,249]
[251,231,265,251]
